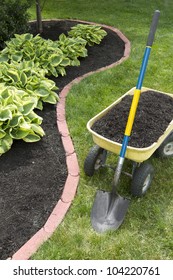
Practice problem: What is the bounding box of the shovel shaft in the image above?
[113,156,124,187]
[120,47,151,158]
[124,47,151,139]
[119,10,160,159]
[115,10,160,187]
[136,47,151,90]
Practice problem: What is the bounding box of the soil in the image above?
[92,91,173,148]
[0,20,125,260]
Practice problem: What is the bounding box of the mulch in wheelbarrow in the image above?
[92,90,173,148]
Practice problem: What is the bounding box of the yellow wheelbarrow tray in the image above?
[87,86,173,163]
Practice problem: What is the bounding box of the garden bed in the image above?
[0,19,125,260]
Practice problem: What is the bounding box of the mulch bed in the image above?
[92,90,173,147]
[0,20,125,260]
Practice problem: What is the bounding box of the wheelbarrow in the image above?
[84,10,167,233]
[84,86,173,232]
[85,86,173,197]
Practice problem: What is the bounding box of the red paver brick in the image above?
[61,174,80,203]
[61,135,75,155]
[66,153,80,176]
[56,101,65,111]
[57,119,70,137]
[44,200,71,233]
[59,84,72,98]
[12,228,50,260]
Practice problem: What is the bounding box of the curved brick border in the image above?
[10,19,131,260]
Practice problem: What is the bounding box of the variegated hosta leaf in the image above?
[8,114,23,127]
[0,108,12,121]
[23,132,41,142]
[6,69,20,83]
[22,100,37,115]
[30,124,45,137]
[0,129,6,139]
[27,111,43,124]
[49,54,63,66]
[42,93,58,104]
[35,87,50,97]
[9,127,30,139]
[0,134,13,154]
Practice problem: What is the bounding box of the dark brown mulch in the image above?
[0,20,125,260]
[92,90,173,148]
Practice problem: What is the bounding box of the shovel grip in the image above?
[147,10,160,47]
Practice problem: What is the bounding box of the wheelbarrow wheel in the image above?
[84,145,107,176]
[131,162,154,197]
[154,132,173,158]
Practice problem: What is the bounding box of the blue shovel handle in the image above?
[119,10,160,159]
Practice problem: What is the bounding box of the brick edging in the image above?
[10,19,130,260]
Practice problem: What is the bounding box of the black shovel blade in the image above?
[91,190,130,233]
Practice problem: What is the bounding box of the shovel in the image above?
[91,10,160,233]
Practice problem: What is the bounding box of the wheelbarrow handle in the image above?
[147,10,160,47]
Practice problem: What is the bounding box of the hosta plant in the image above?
[0,33,70,77]
[0,61,59,110]
[0,24,107,77]
[0,84,45,155]
[56,34,88,66]
[0,23,108,155]
[68,24,107,46]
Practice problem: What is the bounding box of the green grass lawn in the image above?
[30,0,173,259]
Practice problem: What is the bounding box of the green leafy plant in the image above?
[0,61,59,110]
[0,83,45,155]
[0,24,107,77]
[68,24,107,46]
[0,23,107,155]
[0,33,70,77]
[56,33,88,67]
